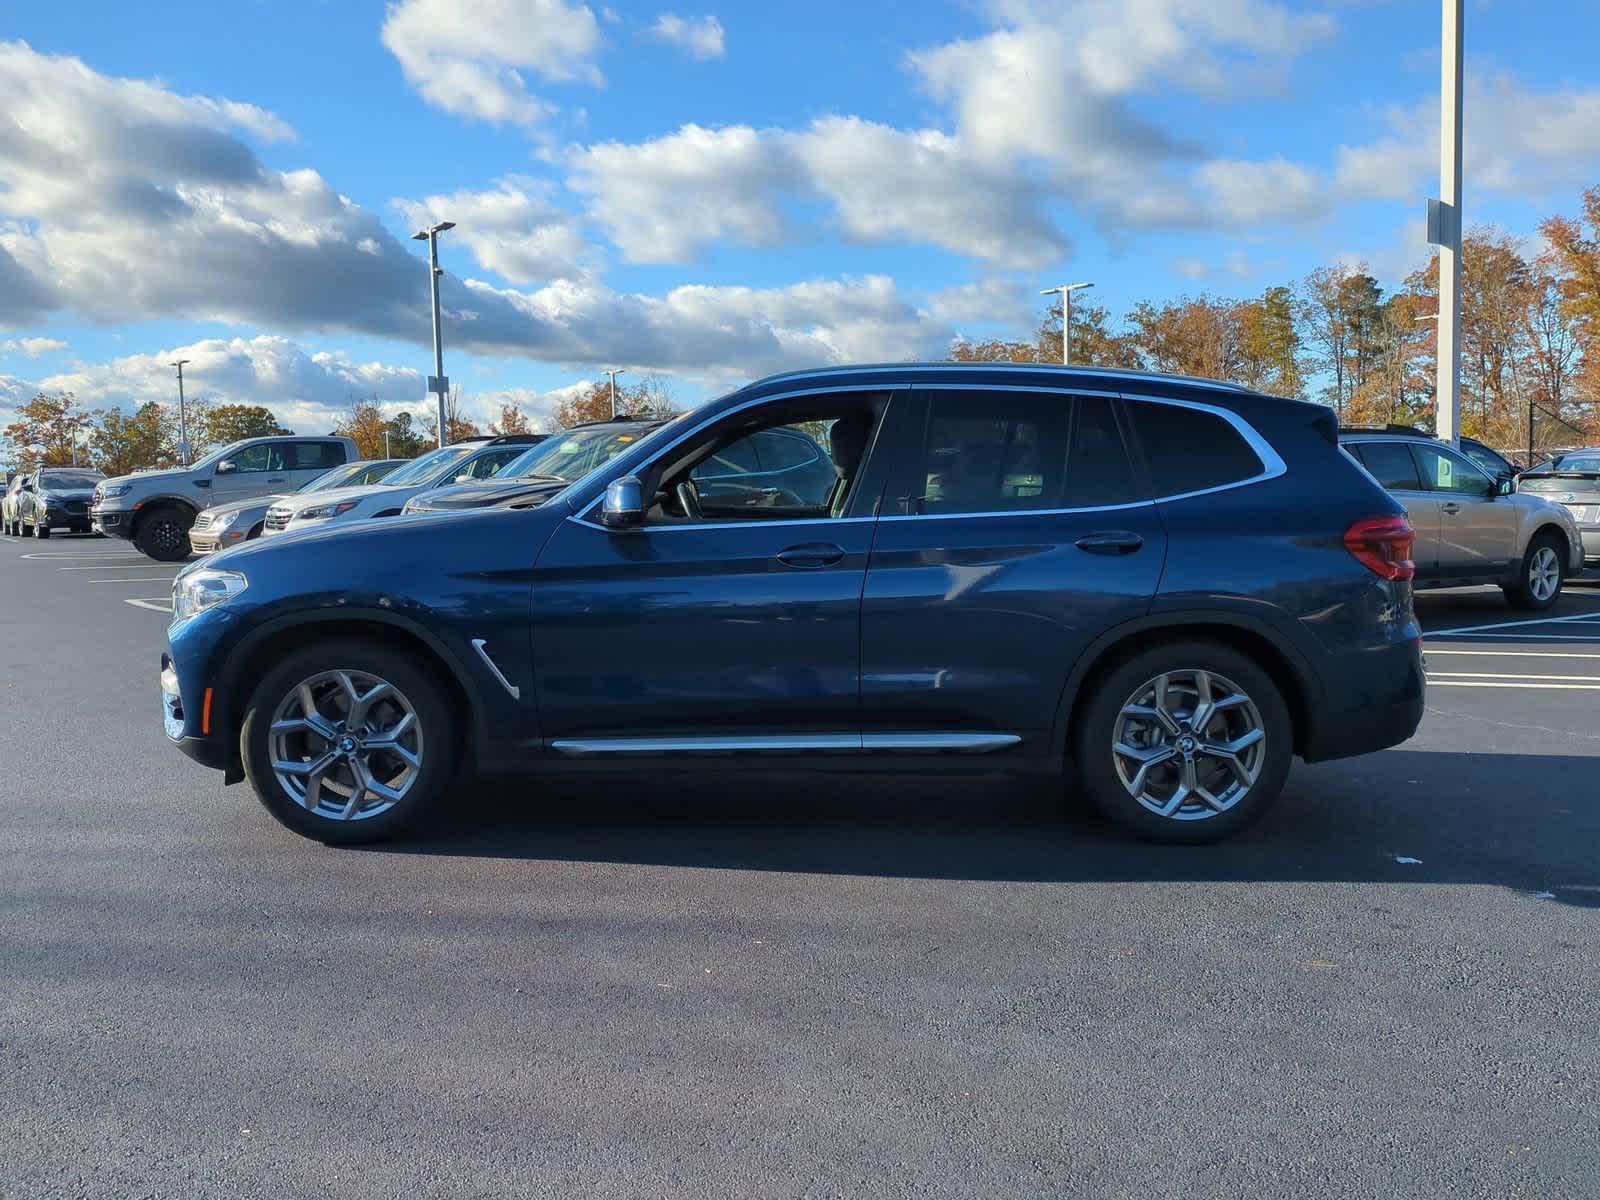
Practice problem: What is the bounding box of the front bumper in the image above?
[1582,527,1600,564]
[189,527,252,555]
[162,652,235,771]
[91,507,133,538]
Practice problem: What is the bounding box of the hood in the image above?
[99,466,190,489]
[421,475,570,510]
[201,495,284,519]
[266,481,403,510]
[36,484,100,499]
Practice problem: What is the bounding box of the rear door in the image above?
[859,388,1165,752]
[283,441,348,491]
[1409,442,1515,574]
[1347,440,1439,571]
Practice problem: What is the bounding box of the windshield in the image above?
[298,463,363,493]
[502,427,652,481]
[1550,453,1600,473]
[39,470,104,489]
[382,444,478,487]
[565,409,701,494]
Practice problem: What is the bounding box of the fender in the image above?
[216,605,497,764]
[130,493,202,516]
[1048,607,1323,760]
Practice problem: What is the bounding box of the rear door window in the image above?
[288,441,346,471]
[1348,441,1423,491]
[1127,401,1264,496]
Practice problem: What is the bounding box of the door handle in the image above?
[777,542,846,568]
[266,476,287,483]
[1440,503,1461,515]
[1074,531,1144,556]
[193,479,210,488]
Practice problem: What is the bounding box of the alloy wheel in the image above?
[1528,546,1560,602]
[1111,668,1266,821]
[268,669,424,821]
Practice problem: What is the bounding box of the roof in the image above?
[746,362,1253,396]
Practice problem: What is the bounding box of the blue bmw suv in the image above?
[161,364,1424,845]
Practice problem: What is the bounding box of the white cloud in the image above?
[392,177,596,283]
[0,336,67,357]
[923,278,1036,330]
[380,0,604,125]
[649,14,725,60]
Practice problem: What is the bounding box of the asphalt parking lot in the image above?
[3,534,1597,1199]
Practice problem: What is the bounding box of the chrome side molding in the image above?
[548,732,1021,757]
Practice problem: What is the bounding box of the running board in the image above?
[548,732,1020,757]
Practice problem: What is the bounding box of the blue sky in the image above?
[2,0,1598,433]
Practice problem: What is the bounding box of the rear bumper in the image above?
[1301,639,1426,763]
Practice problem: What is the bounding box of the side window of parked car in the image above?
[226,444,283,473]
[1411,443,1490,496]
[1347,441,1423,491]
[908,391,1137,515]
[288,441,346,470]
[1127,400,1263,497]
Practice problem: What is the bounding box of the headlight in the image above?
[207,509,239,531]
[297,501,360,521]
[172,569,248,623]
[99,484,132,498]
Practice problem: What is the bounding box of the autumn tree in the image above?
[1126,295,1243,380]
[551,375,680,429]
[949,338,1039,363]
[334,396,391,459]
[1235,286,1304,397]
[195,403,291,450]
[489,400,534,435]
[4,391,87,466]
[90,403,167,476]
[1539,185,1600,425]
[1038,302,1138,368]
[419,384,481,445]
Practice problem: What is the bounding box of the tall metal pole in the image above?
[606,368,626,419]
[427,231,446,447]
[171,359,191,466]
[1436,0,1464,448]
[1040,283,1094,366]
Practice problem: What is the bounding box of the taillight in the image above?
[1344,515,1415,581]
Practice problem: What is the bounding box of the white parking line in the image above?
[1430,670,1600,682]
[57,564,180,571]
[1428,681,1600,689]
[88,577,175,584]
[1427,611,1600,637]
[125,598,173,613]
[1426,649,1600,658]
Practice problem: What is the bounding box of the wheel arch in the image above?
[1051,612,1319,761]
[216,610,485,775]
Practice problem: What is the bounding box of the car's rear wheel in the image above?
[134,505,193,561]
[1503,533,1564,611]
[34,519,50,539]
[241,639,458,844]
[19,518,32,538]
[1074,640,1293,844]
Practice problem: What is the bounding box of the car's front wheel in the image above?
[240,639,459,844]
[1074,640,1293,844]
[1503,532,1564,611]
[34,518,50,539]
[134,505,193,561]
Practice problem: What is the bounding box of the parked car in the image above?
[2,471,30,536]
[1516,448,1600,566]
[1340,429,1582,608]
[92,435,360,561]
[402,419,666,515]
[190,459,406,554]
[163,363,1426,847]
[261,435,545,537]
[1346,424,1524,481]
[7,466,106,538]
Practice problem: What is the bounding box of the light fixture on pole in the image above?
[170,359,192,465]
[1040,282,1094,365]
[411,220,456,447]
[605,368,626,419]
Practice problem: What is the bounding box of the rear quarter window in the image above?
[1128,401,1265,496]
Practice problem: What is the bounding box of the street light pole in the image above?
[170,359,192,465]
[1428,0,1464,448]
[411,220,456,447]
[605,368,626,419]
[1040,283,1095,365]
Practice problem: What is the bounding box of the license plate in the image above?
[1566,504,1592,523]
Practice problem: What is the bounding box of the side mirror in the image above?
[600,475,644,529]
[215,460,237,475]
[1494,473,1514,497]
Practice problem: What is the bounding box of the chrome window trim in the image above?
[470,638,521,701]
[568,513,876,533]
[757,362,1248,394]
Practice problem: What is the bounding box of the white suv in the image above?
[261,436,543,538]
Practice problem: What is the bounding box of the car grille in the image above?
[265,507,292,532]
[66,499,87,514]
[193,512,214,531]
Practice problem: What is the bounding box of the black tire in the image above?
[19,519,32,538]
[241,638,459,845]
[1503,532,1564,611]
[245,522,264,540]
[34,520,50,539]
[134,505,193,561]
[1073,639,1294,844]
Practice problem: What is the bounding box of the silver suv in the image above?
[92,435,359,561]
[1341,429,1583,609]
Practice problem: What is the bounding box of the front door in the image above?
[210,443,287,505]
[1409,441,1517,574]
[860,389,1166,752]
[529,391,897,748]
